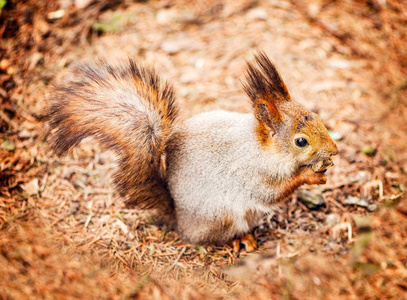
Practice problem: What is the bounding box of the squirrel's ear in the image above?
[254,99,281,135]
[243,51,291,134]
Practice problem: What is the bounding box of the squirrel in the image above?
[45,52,338,252]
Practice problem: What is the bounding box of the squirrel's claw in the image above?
[231,234,258,253]
[300,167,327,185]
[231,239,241,253]
[241,234,258,252]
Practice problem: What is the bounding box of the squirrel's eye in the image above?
[295,137,308,147]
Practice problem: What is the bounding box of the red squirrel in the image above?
[45,52,338,252]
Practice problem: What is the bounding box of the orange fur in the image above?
[243,52,337,209]
[45,59,179,223]
[275,168,327,203]
[44,52,338,248]
[243,52,291,145]
[255,121,272,146]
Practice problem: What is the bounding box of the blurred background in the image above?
[0,0,406,299]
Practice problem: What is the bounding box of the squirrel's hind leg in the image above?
[176,211,239,246]
[230,234,258,253]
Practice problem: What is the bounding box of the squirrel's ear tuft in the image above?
[243,51,291,136]
[242,51,291,107]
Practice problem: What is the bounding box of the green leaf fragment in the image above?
[1,139,15,151]
[361,146,377,156]
[149,243,155,255]
[0,0,6,14]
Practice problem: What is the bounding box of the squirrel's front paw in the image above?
[300,168,327,185]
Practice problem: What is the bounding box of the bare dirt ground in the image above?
[1,0,406,299]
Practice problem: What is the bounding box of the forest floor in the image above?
[1,0,406,299]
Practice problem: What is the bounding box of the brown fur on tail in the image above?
[46,59,179,218]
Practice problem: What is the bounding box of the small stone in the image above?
[179,72,199,84]
[327,241,339,249]
[345,152,357,163]
[307,4,320,19]
[161,40,185,54]
[312,276,321,285]
[385,171,398,179]
[367,204,377,212]
[6,66,16,75]
[353,215,371,228]
[326,213,340,227]
[276,213,284,223]
[73,175,88,190]
[344,196,369,207]
[328,130,343,140]
[47,9,65,20]
[0,59,10,72]
[297,190,325,209]
[358,171,370,184]
[156,9,178,25]
[194,58,205,69]
[312,81,347,93]
[74,0,93,9]
[22,179,39,196]
[247,8,268,20]
[18,129,34,140]
[61,166,76,179]
[328,59,352,69]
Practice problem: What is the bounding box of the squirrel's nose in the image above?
[331,143,339,156]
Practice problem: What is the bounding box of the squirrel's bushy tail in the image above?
[46,59,179,217]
